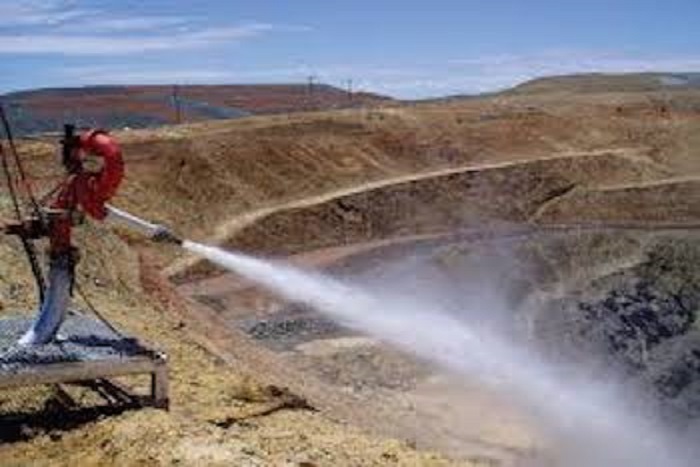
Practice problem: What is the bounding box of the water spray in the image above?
[60,208,690,466]
[180,241,692,467]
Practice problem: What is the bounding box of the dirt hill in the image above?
[0,80,699,465]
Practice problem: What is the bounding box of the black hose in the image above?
[0,107,46,303]
[0,104,45,220]
[74,281,123,337]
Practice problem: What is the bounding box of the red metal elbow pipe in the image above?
[49,130,125,254]
[75,130,125,220]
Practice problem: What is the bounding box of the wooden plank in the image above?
[0,357,158,389]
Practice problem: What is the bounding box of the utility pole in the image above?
[172,85,183,124]
[307,75,315,95]
[306,75,317,110]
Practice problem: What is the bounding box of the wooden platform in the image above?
[0,313,169,410]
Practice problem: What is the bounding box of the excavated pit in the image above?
[177,226,700,463]
[170,142,700,464]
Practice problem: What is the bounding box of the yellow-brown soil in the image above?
[1,85,699,465]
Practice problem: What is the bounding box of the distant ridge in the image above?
[0,84,392,136]
[4,73,700,136]
[507,72,700,94]
[410,72,700,104]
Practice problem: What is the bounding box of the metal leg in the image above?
[150,353,169,410]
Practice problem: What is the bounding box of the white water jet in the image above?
[184,241,691,467]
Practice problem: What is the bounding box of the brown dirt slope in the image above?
[160,87,700,278]
[212,149,674,257]
[1,84,700,465]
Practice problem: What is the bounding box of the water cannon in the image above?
[105,205,183,245]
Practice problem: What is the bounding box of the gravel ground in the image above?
[0,312,150,372]
[240,309,348,351]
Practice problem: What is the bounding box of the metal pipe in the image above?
[105,205,183,245]
[106,205,160,235]
[18,253,73,346]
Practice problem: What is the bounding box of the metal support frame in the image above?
[0,313,170,412]
[0,352,169,410]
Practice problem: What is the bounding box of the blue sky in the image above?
[1,0,699,98]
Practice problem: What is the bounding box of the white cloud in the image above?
[60,65,319,85]
[56,16,191,33]
[1,1,195,34]
[445,50,700,93]
[63,67,236,84]
[0,1,90,26]
[316,51,700,98]
[0,23,275,55]
[57,50,700,98]
[0,1,302,56]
